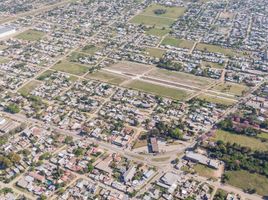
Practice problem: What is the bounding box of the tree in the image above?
[7,152,21,163]
[87,163,94,173]
[64,136,73,144]
[169,128,183,139]
[6,103,20,114]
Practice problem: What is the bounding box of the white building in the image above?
[0,26,16,38]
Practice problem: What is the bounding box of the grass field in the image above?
[212,83,248,96]
[86,70,128,85]
[145,27,170,37]
[161,36,195,49]
[214,129,268,151]
[124,80,189,100]
[36,70,55,81]
[18,80,41,95]
[146,47,166,58]
[141,4,186,19]
[130,15,174,28]
[201,61,225,69]
[193,164,218,179]
[197,94,236,106]
[196,43,245,57]
[80,44,99,55]
[52,60,89,76]
[16,29,45,41]
[148,69,213,87]
[257,132,268,140]
[225,170,268,196]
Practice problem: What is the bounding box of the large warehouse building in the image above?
[0,26,16,38]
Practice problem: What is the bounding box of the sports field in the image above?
[86,70,128,85]
[146,47,166,58]
[161,36,195,49]
[16,29,45,41]
[124,80,189,100]
[52,60,89,76]
[196,43,246,57]
[130,4,185,28]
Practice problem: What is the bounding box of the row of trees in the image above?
[218,118,262,137]
[208,141,268,177]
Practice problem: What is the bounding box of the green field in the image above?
[193,164,218,179]
[146,47,166,58]
[161,36,195,49]
[37,70,55,81]
[196,43,245,57]
[257,132,268,140]
[52,60,89,76]
[124,80,189,100]
[197,94,236,106]
[145,27,170,37]
[86,70,127,85]
[214,129,268,151]
[141,4,186,19]
[18,80,41,95]
[225,170,268,196]
[130,15,174,28]
[16,29,45,41]
[212,83,248,96]
[201,61,225,69]
[80,44,99,55]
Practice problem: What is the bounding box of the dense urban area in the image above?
[0,0,267,199]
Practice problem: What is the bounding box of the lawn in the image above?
[197,94,236,106]
[15,29,45,41]
[130,15,174,28]
[37,70,54,81]
[18,80,41,96]
[86,70,128,85]
[196,43,245,57]
[161,36,195,49]
[141,4,186,19]
[212,83,248,96]
[225,170,268,196]
[145,27,170,37]
[214,129,268,151]
[124,80,189,100]
[80,44,99,55]
[257,132,268,140]
[201,61,225,69]
[146,47,166,58]
[52,60,89,76]
[193,164,218,179]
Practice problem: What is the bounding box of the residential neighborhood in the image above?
[0,0,267,199]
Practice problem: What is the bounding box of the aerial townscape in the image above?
[0,0,267,200]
